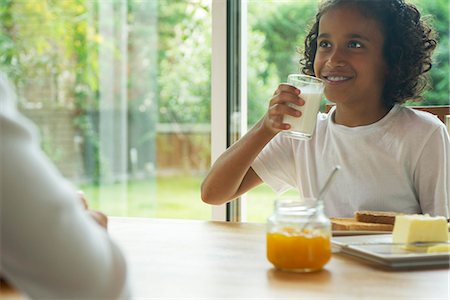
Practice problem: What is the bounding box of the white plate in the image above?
[332,230,390,236]
[332,234,450,269]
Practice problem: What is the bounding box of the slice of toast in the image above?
[331,218,394,231]
[354,211,402,225]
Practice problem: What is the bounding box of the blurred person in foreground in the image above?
[0,72,129,299]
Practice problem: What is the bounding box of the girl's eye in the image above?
[348,41,362,48]
[318,40,331,48]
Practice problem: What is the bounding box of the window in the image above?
[1,0,212,219]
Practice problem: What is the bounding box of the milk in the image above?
[283,88,323,139]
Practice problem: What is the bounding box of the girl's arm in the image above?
[201,118,274,205]
[201,84,304,205]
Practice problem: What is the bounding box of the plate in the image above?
[332,234,450,269]
[332,230,389,236]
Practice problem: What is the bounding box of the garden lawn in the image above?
[80,175,287,222]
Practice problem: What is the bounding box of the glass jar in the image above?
[266,197,332,272]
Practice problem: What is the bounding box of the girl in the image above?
[201,0,450,218]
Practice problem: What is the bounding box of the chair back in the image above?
[408,106,449,124]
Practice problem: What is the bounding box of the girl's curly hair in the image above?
[301,0,437,107]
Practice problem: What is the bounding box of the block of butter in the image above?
[427,244,450,253]
[392,214,449,244]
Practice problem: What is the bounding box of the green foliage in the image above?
[0,0,102,182]
[246,0,318,126]
[246,29,280,126]
[411,0,450,105]
[157,0,212,124]
[0,0,16,76]
[0,1,93,101]
[251,1,317,80]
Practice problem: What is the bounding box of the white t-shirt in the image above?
[252,105,450,218]
[0,73,130,299]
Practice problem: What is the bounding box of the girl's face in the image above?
[313,5,388,107]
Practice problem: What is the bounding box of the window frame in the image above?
[211,0,248,221]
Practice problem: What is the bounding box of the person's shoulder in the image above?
[395,105,445,130]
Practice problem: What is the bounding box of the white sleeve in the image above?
[0,77,130,299]
[414,124,450,218]
[251,134,297,194]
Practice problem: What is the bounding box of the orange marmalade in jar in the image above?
[266,198,331,272]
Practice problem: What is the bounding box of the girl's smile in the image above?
[321,74,353,85]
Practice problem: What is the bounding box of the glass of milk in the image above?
[282,74,324,140]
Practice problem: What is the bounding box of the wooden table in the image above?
[109,217,450,299]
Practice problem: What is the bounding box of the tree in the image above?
[0,0,103,182]
[157,0,211,124]
[410,0,450,106]
[247,0,317,126]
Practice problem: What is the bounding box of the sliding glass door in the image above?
[2,0,212,219]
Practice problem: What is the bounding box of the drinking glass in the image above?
[282,74,324,140]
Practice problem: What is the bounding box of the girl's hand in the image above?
[262,83,305,134]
